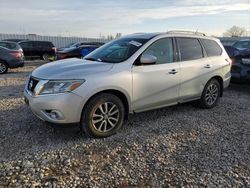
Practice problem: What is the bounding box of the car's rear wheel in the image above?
[42,53,50,61]
[81,93,125,138]
[198,79,221,109]
[0,62,8,74]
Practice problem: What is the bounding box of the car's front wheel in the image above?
[0,62,8,74]
[198,79,221,109]
[81,93,125,138]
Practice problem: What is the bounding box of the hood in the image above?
[32,58,114,79]
[57,46,76,52]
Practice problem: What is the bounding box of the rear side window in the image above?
[201,39,222,57]
[41,42,53,47]
[0,42,17,50]
[33,42,43,47]
[33,41,53,47]
[19,42,33,48]
[177,38,203,61]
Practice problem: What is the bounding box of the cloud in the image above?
[0,0,249,36]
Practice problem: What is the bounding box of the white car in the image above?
[24,31,231,138]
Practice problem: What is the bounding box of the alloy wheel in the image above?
[205,84,219,105]
[91,102,120,133]
[0,62,7,74]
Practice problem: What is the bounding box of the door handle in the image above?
[168,69,178,74]
[204,64,212,68]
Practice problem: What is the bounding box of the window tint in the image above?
[33,42,44,47]
[0,42,17,50]
[177,38,203,61]
[85,38,149,63]
[19,42,32,48]
[201,39,222,57]
[233,41,250,49]
[142,38,174,64]
[41,42,53,47]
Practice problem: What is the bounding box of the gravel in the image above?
[0,61,249,187]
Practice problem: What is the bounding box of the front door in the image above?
[132,38,180,112]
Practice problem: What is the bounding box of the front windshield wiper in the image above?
[84,57,102,62]
[84,57,97,61]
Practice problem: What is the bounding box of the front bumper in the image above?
[24,89,84,124]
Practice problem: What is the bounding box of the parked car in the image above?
[24,31,231,138]
[18,41,56,61]
[224,45,250,83]
[232,39,250,50]
[0,41,24,74]
[2,39,28,43]
[232,39,250,58]
[56,44,102,60]
[57,42,104,52]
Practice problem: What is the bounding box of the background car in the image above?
[56,44,103,60]
[224,45,250,83]
[232,39,250,50]
[18,40,56,61]
[232,39,250,58]
[2,39,28,43]
[0,41,24,74]
[57,42,104,52]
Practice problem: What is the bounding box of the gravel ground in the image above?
[0,61,249,187]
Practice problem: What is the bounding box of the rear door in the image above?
[132,37,180,112]
[32,41,42,57]
[19,41,33,57]
[176,37,212,102]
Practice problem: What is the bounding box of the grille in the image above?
[27,77,39,93]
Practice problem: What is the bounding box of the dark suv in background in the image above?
[18,41,56,61]
[0,41,24,74]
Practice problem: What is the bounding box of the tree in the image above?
[106,35,114,40]
[223,26,247,37]
[115,33,122,38]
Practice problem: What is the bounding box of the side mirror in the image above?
[140,54,157,65]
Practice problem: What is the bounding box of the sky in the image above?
[0,0,249,37]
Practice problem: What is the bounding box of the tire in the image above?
[81,93,125,138]
[42,53,49,61]
[198,79,221,109]
[0,61,8,74]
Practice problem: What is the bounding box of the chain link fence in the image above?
[0,33,109,48]
[0,33,250,47]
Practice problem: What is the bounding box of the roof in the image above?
[122,33,162,39]
[122,31,217,41]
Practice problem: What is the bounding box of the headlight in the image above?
[34,80,85,95]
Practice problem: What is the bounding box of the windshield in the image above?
[233,41,250,49]
[0,42,18,50]
[84,38,149,63]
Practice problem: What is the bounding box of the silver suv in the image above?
[24,31,231,138]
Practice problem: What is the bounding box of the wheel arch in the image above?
[0,59,8,65]
[81,89,130,120]
[209,76,224,97]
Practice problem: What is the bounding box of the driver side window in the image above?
[142,38,174,64]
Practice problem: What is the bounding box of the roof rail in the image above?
[166,30,206,36]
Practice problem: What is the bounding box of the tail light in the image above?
[225,58,232,66]
[59,53,67,59]
[230,58,236,65]
[52,47,57,52]
[10,52,22,59]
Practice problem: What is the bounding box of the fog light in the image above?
[44,110,64,120]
